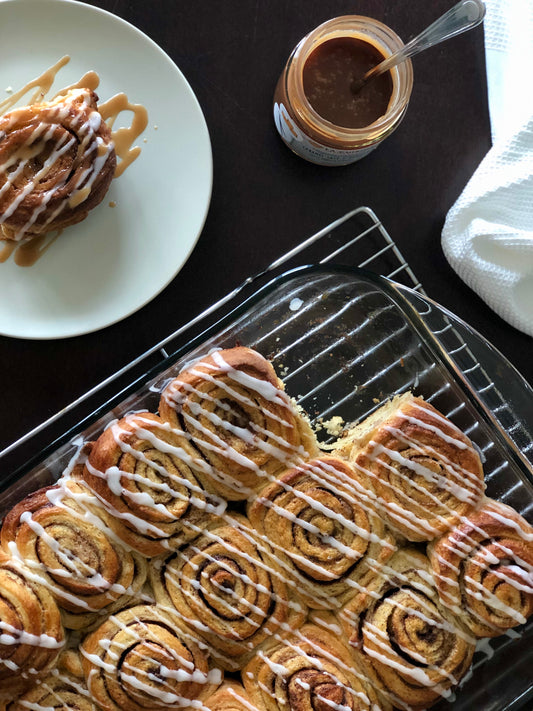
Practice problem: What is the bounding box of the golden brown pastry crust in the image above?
[82,411,222,555]
[204,681,263,711]
[0,88,115,239]
[158,346,319,500]
[248,456,396,609]
[80,604,221,711]
[337,548,475,711]
[342,394,484,541]
[0,482,147,630]
[6,650,99,711]
[428,497,533,637]
[150,513,306,671]
[0,558,65,700]
[242,623,390,711]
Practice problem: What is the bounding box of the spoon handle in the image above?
[365,0,486,82]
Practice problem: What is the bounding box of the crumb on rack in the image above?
[314,415,345,437]
[278,364,289,377]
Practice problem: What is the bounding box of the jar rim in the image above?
[285,15,414,146]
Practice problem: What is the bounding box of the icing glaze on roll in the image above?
[336,393,485,542]
[428,498,533,637]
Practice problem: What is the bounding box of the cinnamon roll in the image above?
[150,514,306,670]
[158,347,319,500]
[338,548,475,711]
[428,498,533,637]
[7,650,99,711]
[339,393,484,541]
[0,483,148,629]
[205,681,264,711]
[0,88,116,240]
[248,456,396,609]
[82,411,224,555]
[0,556,65,700]
[242,623,390,711]
[81,604,221,711]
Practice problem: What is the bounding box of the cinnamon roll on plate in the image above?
[0,88,115,241]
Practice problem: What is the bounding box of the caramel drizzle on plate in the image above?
[0,55,148,266]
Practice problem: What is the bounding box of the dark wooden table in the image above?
[1,0,530,456]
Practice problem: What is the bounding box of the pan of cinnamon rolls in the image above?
[0,345,532,711]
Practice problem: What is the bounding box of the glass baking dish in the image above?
[1,265,532,711]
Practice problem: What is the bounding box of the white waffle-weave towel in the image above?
[441,0,533,337]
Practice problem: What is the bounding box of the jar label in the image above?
[273,102,378,166]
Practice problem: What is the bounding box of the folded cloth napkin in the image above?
[441,0,533,337]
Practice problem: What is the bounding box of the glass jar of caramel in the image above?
[273,15,413,166]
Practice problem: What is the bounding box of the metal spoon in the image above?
[351,0,486,93]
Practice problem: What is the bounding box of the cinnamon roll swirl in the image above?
[242,623,389,711]
[0,483,147,630]
[0,88,115,240]
[82,411,223,555]
[340,393,484,541]
[150,514,306,670]
[428,498,533,637]
[81,604,221,711]
[7,650,99,711]
[338,548,475,711]
[158,347,319,500]
[205,681,264,711]
[0,556,65,700]
[248,456,396,609]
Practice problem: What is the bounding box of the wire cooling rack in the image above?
[1,206,532,477]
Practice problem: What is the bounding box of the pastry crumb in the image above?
[315,415,345,437]
[109,201,116,208]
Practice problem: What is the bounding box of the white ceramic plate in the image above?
[0,0,212,339]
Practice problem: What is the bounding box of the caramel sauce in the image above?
[0,56,70,114]
[0,56,148,266]
[98,93,149,178]
[0,231,60,266]
[302,37,393,129]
